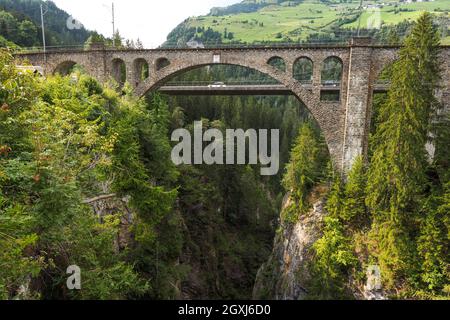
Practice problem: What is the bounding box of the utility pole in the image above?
[40,4,47,60]
[112,2,116,47]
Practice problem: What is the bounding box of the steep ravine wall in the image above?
[83,194,134,251]
[253,193,325,300]
[253,192,385,300]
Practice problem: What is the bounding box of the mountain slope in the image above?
[165,0,450,46]
[0,0,91,48]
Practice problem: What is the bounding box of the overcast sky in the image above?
[51,0,240,48]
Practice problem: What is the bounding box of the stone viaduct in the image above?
[15,38,450,173]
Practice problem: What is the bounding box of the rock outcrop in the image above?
[253,192,326,300]
[253,190,388,300]
[83,194,134,251]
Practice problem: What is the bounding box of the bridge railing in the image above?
[11,36,408,54]
[12,42,352,54]
[164,80,282,86]
[12,44,87,54]
[321,80,341,86]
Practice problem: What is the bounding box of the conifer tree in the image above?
[342,157,367,226]
[366,12,442,289]
[326,176,344,219]
[282,123,326,215]
[417,186,449,294]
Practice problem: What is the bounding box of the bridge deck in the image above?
[15,44,419,55]
[158,84,390,95]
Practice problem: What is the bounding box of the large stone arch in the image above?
[134,56,344,170]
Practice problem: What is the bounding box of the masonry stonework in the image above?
[16,42,450,174]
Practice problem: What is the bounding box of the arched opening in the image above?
[320,56,343,102]
[136,62,334,300]
[267,56,286,72]
[375,62,393,91]
[112,58,127,87]
[371,62,393,137]
[293,57,313,84]
[321,56,343,85]
[156,57,170,71]
[133,58,149,86]
[53,61,80,76]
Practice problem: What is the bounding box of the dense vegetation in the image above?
[0,0,142,50]
[0,0,92,48]
[0,51,184,298]
[0,49,316,298]
[279,13,449,299]
[158,66,315,298]
[0,0,448,300]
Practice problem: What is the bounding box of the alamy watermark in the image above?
[66,16,83,30]
[365,265,382,291]
[66,265,81,290]
[171,121,280,176]
[366,7,382,30]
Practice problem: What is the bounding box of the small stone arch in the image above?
[321,56,343,85]
[267,56,286,72]
[111,58,127,86]
[133,58,149,87]
[53,60,78,76]
[155,57,170,71]
[293,57,313,84]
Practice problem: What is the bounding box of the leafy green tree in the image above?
[84,31,106,49]
[1,53,178,299]
[18,20,37,47]
[28,74,154,299]
[0,50,42,299]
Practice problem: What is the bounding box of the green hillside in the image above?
[166,0,450,45]
[0,0,92,48]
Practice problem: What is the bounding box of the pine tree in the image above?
[282,123,327,217]
[136,38,144,49]
[417,187,448,294]
[342,157,367,226]
[326,176,344,219]
[366,12,442,289]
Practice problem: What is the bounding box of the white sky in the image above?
[51,0,240,48]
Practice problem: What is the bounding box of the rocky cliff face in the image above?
[83,194,134,251]
[253,192,326,300]
[253,191,387,300]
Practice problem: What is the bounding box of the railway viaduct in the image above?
[15,38,450,173]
